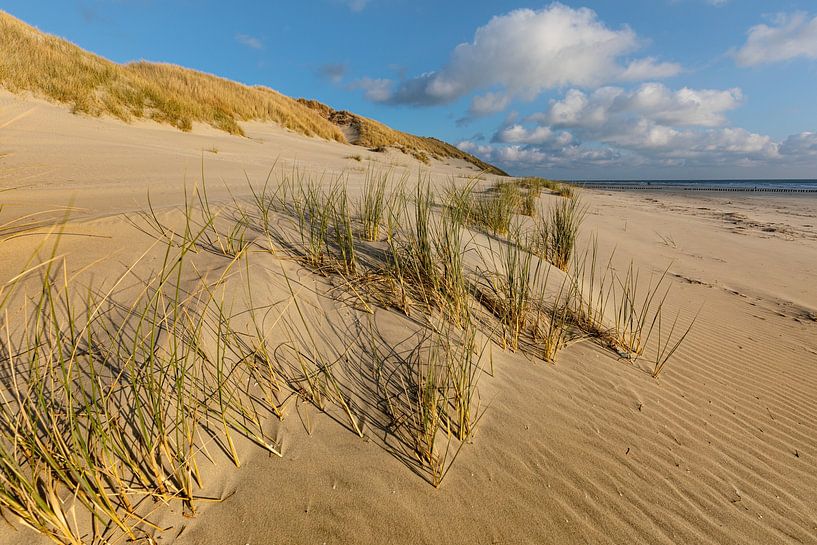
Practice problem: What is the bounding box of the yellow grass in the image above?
[0,10,344,140]
[298,99,508,175]
[0,10,508,175]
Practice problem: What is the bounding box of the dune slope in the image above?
[0,10,503,174]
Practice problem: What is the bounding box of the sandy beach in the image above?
[1,87,816,545]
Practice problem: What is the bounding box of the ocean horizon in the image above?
[574,179,817,191]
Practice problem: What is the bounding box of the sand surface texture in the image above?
[1,91,816,545]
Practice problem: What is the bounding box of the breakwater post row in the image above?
[575,185,817,193]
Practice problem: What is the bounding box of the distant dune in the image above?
[0,10,505,175]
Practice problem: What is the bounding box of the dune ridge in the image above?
[0,10,503,174]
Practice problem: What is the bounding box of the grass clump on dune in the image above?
[0,11,337,139]
[463,183,521,236]
[0,166,700,544]
[375,318,485,487]
[532,196,586,271]
[359,169,389,241]
[297,99,509,175]
[479,231,536,351]
[444,178,577,238]
[0,11,347,139]
[1,9,510,172]
[568,240,698,374]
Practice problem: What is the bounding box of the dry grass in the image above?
[568,240,699,373]
[0,166,700,543]
[359,170,389,241]
[0,10,345,139]
[297,99,508,176]
[533,196,586,271]
[516,177,572,196]
[464,183,522,236]
[1,9,509,174]
[0,229,285,542]
[375,318,485,487]
[480,233,535,351]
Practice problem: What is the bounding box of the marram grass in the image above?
[0,167,697,544]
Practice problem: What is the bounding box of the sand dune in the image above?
[1,91,816,545]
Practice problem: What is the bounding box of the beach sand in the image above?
[1,90,816,545]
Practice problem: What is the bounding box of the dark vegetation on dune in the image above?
[297,98,508,175]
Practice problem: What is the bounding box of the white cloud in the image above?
[461,140,624,170]
[495,124,555,145]
[469,126,784,173]
[619,58,684,81]
[494,124,575,147]
[468,92,512,117]
[470,83,787,173]
[780,132,817,157]
[456,140,495,157]
[734,12,817,66]
[362,4,680,106]
[235,33,263,50]
[606,123,778,159]
[533,83,743,129]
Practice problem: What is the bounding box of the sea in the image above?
[573,179,817,193]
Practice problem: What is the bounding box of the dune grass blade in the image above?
[481,231,535,351]
[545,196,585,271]
[360,170,388,242]
[332,185,357,275]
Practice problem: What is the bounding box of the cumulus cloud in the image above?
[780,132,817,157]
[460,82,793,173]
[468,92,512,117]
[456,92,512,126]
[456,140,496,157]
[235,33,263,50]
[360,4,680,106]
[608,124,778,159]
[618,57,684,81]
[465,127,783,173]
[734,12,817,66]
[531,83,743,129]
[494,124,575,147]
[460,139,624,170]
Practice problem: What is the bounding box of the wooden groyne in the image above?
[575,184,817,193]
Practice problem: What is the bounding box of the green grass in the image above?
[536,196,586,271]
[359,170,389,241]
[469,185,521,236]
[480,231,536,351]
[0,167,698,543]
[568,240,699,372]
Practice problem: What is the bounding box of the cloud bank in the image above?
[456,82,808,173]
[358,4,680,107]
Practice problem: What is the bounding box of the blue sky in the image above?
[3,0,817,179]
